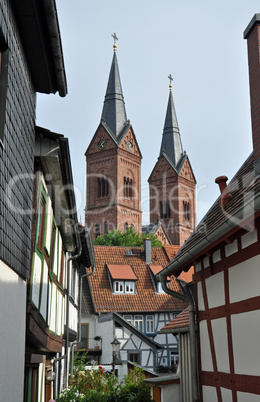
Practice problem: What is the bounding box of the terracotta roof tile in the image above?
[107,264,138,280]
[149,265,171,280]
[177,266,194,283]
[164,245,181,261]
[161,308,190,331]
[87,246,188,314]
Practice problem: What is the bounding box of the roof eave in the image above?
[12,0,67,96]
[158,187,260,279]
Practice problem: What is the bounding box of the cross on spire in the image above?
[112,32,118,43]
[168,74,173,91]
[111,32,118,52]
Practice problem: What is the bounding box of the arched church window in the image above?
[124,222,129,232]
[124,177,133,198]
[183,201,190,220]
[104,221,108,234]
[94,223,100,238]
[160,201,171,219]
[97,176,109,198]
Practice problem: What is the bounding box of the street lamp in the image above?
[111,337,121,374]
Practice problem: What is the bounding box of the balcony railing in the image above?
[76,337,102,352]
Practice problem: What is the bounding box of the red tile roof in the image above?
[87,246,188,314]
[177,266,194,283]
[107,264,138,280]
[164,245,181,261]
[160,308,190,331]
[149,265,171,280]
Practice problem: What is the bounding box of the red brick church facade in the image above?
[85,41,196,244]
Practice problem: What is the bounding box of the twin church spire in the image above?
[85,34,194,243]
[101,33,183,169]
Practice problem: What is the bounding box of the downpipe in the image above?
[159,274,199,402]
[70,266,96,377]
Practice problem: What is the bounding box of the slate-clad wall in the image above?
[0,1,35,280]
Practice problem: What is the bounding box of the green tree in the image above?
[93,227,162,247]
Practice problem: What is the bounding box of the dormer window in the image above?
[107,264,138,294]
[148,265,171,294]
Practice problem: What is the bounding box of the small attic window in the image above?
[107,264,137,294]
[148,265,170,294]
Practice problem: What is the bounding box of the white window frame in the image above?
[134,315,143,332]
[125,281,135,293]
[170,351,179,366]
[146,315,154,333]
[114,281,124,293]
[123,315,132,325]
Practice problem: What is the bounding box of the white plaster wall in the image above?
[69,302,78,333]
[211,317,230,373]
[202,385,218,401]
[237,391,260,402]
[225,240,238,257]
[229,255,260,303]
[98,320,114,364]
[241,229,257,249]
[205,271,225,309]
[0,261,26,401]
[212,249,221,263]
[199,320,213,372]
[161,383,180,402]
[220,387,233,402]
[231,310,260,376]
[197,281,205,311]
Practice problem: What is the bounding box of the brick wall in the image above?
[149,156,196,245]
[85,126,142,236]
[0,2,35,280]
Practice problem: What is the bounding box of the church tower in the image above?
[85,35,142,238]
[148,77,196,245]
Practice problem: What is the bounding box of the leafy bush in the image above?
[57,360,152,402]
[94,227,162,247]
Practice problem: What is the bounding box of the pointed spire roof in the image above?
[160,77,183,167]
[101,36,128,138]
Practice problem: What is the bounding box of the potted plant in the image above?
[94,336,101,350]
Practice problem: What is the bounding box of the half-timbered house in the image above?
[80,241,188,375]
[26,127,95,401]
[158,13,260,402]
[0,1,67,400]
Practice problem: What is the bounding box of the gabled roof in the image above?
[107,264,138,280]
[159,153,260,278]
[148,152,189,183]
[99,312,162,349]
[160,90,183,167]
[142,221,172,245]
[86,246,188,314]
[101,51,128,138]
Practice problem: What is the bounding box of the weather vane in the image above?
[168,74,173,91]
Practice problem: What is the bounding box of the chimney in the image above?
[244,14,260,176]
[215,176,232,207]
[144,238,152,264]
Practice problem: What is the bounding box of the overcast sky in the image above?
[36,0,259,226]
